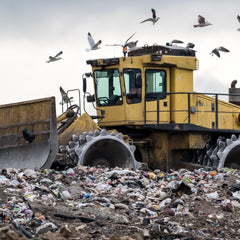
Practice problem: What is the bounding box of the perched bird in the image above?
[210,46,230,57]
[140,9,160,25]
[231,80,237,88]
[171,39,184,44]
[86,32,102,52]
[23,128,35,143]
[186,42,195,49]
[167,39,184,46]
[46,51,63,63]
[193,15,212,27]
[60,86,73,104]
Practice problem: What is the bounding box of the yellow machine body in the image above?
[86,45,240,170]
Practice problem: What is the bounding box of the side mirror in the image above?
[83,77,87,93]
[87,95,95,102]
[85,72,92,78]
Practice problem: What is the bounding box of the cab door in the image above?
[144,68,170,124]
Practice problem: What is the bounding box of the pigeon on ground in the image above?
[46,51,63,63]
[23,128,35,143]
[60,87,73,105]
[140,9,160,25]
[86,32,102,52]
[210,46,230,57]
[193,15,212,27]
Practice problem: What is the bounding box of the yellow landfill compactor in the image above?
[1,44,240,170]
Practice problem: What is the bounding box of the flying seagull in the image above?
[237,15,240,31]
[140,9,160,25]
[106,32,136,48]
[193,15,212,27]
[126,41,142,52]
[106,33,141,55]
[86,32,102,52]
[210,46,230,57]
[46,51,63,63]
[60,86,73,105]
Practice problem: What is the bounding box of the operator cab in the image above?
[86,44,198,127]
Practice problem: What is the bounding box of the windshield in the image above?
[94,69,122,106]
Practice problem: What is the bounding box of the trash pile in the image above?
[1,166,240,239]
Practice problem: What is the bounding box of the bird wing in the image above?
[60,86,67,97]
[211,48,220,57]
[151,9,156,19]
[93,40,102,49]
[54,51,63,58]
[198,15,206,24]
[218,46,230,52]
[237,15,240,23]
[124,33,136,46]
[140,18,153,23]
[126,40,138,48]
[88,32,95,48]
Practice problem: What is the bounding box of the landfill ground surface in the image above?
[1,166,240,240]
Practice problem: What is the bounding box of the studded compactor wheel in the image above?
[60,129,142,170]
[197,134,240,169]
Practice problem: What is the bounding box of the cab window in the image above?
[94,69,123,106]
[123,68,142,104]
[145,69,166,101]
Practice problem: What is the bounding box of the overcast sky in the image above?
[0,0,240,114]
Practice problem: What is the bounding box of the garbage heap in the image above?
[1,166,240,240]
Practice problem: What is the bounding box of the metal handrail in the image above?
[144,91,240,128]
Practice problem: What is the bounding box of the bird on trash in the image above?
[86,32,102,52]
[46,51,63,63]
[193,15,212,27]
[23,128,35,143]
[140,9,160,25]
[210,46,230,57]
[60,86,73,104]
[231,80,237,88]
